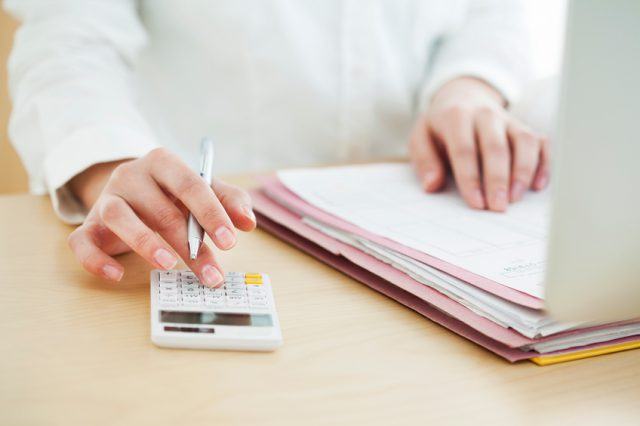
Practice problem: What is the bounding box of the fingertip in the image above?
[201,264,224,288]
[238,205,257,231]
[466,188,486,210]
[510,181,526,202]
[488,189,508,212]
[422,170,445,193]
[533,174,549,191]
[213,226,237,250]
[102,264,124,282]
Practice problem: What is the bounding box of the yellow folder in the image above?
[530,340,640,366]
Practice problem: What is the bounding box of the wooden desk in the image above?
[1,177,639,425]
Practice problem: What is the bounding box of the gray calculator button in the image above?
[204,298,225,307]
[249,300,268,308]
[159,271,178,282]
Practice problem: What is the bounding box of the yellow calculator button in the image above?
[245,273,262,279]
[245,278,263,285]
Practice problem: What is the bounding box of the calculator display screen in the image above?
[160,311,273,327]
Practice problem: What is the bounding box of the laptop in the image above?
[545,0,640,322]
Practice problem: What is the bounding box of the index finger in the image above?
[436,111,485,209]
[146,148,237,251]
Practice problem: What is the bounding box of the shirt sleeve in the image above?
[419,0,532,110]
[4,0,159,224]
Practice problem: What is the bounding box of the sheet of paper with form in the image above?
[278,163,550,299]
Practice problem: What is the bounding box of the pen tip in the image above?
[189,241,199,260]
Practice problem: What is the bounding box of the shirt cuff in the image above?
[419,61,524,112]
[44,125,159,224]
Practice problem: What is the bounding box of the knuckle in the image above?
[514,163,535,179]
[484,142,509,159]
[455,169,480,185]
[67,229,81,249]
[445,105,470,121]
[110,163,133,183]
[131,230,153,251]
[155,206,184,231]
[476,105,498,118]
[514,130,538,146]
[200,206,226,228]
[450,144,474,159]
[147,147,172,162]
[486,170,509,185]
[218,184,249,206]
[99,197,123,224]
[177,174,205,196]
[79,251,99,273]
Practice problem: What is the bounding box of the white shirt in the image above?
[5,0,531,223]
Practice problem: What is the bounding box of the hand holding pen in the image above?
[67,140,256,287]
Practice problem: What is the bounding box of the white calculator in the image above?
[150,270,282,351]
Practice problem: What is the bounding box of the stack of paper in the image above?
[252,163,640,364]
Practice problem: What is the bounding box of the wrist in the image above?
[431,77,506,107]
[69,160,131,209]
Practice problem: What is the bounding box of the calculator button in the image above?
[180,271,197,280]
[159,271,178,282]
[250,300,268,308]
[227,288,247,296]
[181,282,199,289]
[227,295,248,304]
[245,277,263,285]
[225,283,245,291]
[247,286,265,294]
[204,299,225,308]
[244,273,262,279]
[225,272,244,278]
[225,277,245,284]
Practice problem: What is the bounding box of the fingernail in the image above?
[214,226,236,249]
[202,265,224,287]
[153,248,178,270]
[242,205,256,223]
[510,181,526,202]
[470,189,486,209]
[492,189,508,212]
[103,265,123,281]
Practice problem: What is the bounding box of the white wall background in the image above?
[523,0,568,79]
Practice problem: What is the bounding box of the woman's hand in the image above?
[410,77,550,211]
[66,148,256,286]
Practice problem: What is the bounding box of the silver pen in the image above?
[188,138,215,260]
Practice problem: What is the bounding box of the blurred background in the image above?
[0,0,566,195]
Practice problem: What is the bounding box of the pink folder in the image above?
[252,186,640,361]
[260,176,542,309]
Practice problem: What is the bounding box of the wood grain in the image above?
[0,178,638,425]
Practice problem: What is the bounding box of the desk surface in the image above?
[1,175,639,425]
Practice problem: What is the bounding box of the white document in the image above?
[278,163,551,298]
[303,217,578,338]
